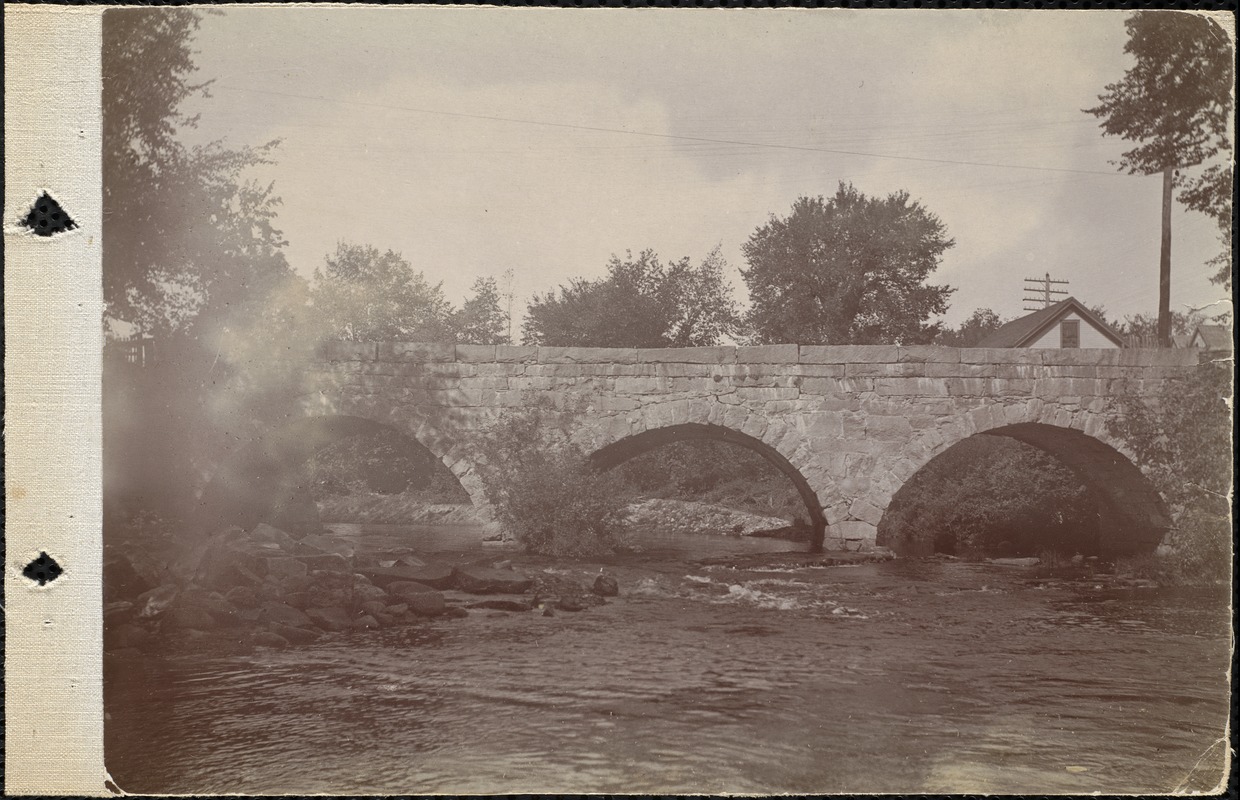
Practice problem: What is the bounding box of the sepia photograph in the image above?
[20,4,1235,795]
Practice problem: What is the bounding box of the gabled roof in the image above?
[1190,324,1233,350]
[977,297,1125,348]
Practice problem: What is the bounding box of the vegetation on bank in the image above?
[473,406,631,557]
[1106,359,1232,584]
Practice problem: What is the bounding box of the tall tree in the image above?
[454,276,511,345]
[103,8,294,341]
[523,248,738,347]
[311,242,457,342]
[102,9,310,519]
[742,183,955,345]
[1084,11,1235,342]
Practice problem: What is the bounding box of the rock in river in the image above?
[451,566,532,595]
[360,564,455,590]
[387,581,447,616]
[592,574,620,597]
[257,601,315,630]
[305,606,353,632]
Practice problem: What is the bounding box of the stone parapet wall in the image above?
[317,341,1199,368]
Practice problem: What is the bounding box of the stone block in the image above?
[317,341,377,362]
[848,499,885,527]
[735,387,799,402]
[736,344,800,363]
[377,342,456,362]
[845,361,925,377]
[828,520,877,546]
[958,348,1045,365]
[873,377,950,396]
[495,345,538,363]
[1032,377,1104,399]
[740,413,769,440]
[801,411,844,437]
[1039,348,1121,366]
[614,376,664,394]
[539,346,638,364]
[798,377,846,395]
[897,345,960,363]
[638,346,736,364]
[1117,348,1197,367]
[790,364,846,378]
[990,378,1035,396]
[799,345,899,364]
[865,415,914,440]
[925,361,995,378]
[454,344,497,362]
[991,364,1041,380]
[946,377,991,396]
[654,363,717,378]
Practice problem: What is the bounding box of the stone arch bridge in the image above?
[216,342,1200,555]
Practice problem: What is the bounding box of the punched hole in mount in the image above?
[23,552,63,585]
[21,191,77,236]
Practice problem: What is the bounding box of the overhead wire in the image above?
[214,85,1133,178]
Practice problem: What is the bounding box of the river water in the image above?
[105,524,1231,795]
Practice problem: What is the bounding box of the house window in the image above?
[1060,319,1080,348]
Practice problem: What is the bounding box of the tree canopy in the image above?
[103,8,296,342]
[311,242,456,342]
[310,243,511,344]
[523,248,738,347]
[453,276,511,345]
[1084,11,1234,287]
[741,183,955,345]
[936,308,1005,347]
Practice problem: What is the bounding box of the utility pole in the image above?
[1023,272,1069,312]
[1158,167,1173,348]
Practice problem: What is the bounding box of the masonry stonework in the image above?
[298,343,1197,553]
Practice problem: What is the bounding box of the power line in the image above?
[214,85,1133,178]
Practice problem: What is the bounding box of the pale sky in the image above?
[179,7,1233,332]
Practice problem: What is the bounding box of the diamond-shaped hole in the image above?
[23,552,63,585]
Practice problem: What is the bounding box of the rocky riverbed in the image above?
[104,522,620,657]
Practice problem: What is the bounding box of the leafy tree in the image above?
[877,436,1099,557]
[453,276,511,345]
[937,308,1005,347]
[102,9,311,519]
[474,404,629,557]
[311,242,456,342]
[103,8,293,340]
[1119,310,1203,340]
[1085,10,1235,303]
[523,247,738,347]
[741,183,955,345]
[1085,11,1233,219]
[1106,360,1232,581]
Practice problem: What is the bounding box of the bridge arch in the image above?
[589,422,828,550]
[192,414,483,535]
[880,409,1169,557]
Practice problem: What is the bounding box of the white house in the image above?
[977,297,1124,349]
